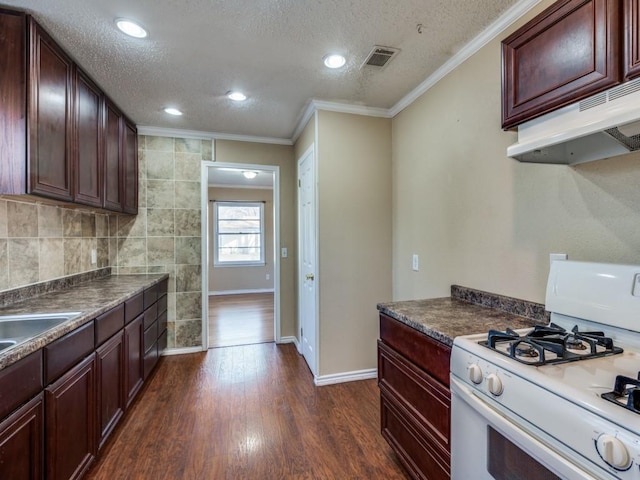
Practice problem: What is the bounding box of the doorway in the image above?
[201,162,281,349]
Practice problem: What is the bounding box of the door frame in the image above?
[296,144,319,376]
[201,161,282,349]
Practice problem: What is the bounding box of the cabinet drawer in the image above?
[0,350,43,419]
[381,392,450,480]
[157,294,167,316]
[95,303,124,346]
[158,278,168,297]
[125,293,144,324]
[143,285,158,309]
[378,341,450,449]
[158,329,168,353]
[143,322,158,354]
[143,342,158,380]
[379,314,451,386]
[157,311,167,336]
[44,320,94,385]
[144,303,157,330]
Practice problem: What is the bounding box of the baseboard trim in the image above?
[209,289,275,296]
[161,346,204,356]
[277,336,300,352]
[314,368,378,386]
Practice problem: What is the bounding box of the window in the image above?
[213,201,265,266]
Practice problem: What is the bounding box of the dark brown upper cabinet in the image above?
[29,18,74,201]
[0,7,138,214]
[103,99,123,212]
[624,0,640,79]
[502,0,622,130]
[74,69,103,208]
[123,119,139,215]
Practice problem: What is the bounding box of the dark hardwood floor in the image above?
[209,293,274,348]
[85,343,409,479]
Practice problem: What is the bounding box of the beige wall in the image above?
[0,199,110,291]
[316,110,393,376]
[110,135,207,349]
[208,186,275,293]
[391,0,640,304]
[214,140,296,338]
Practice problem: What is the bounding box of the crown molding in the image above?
[290,99,391,143]
[388,0,542,117]
[137,126,292,145]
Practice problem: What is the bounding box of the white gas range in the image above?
[450,260,640,480]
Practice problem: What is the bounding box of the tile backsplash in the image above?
[0,200,110,291]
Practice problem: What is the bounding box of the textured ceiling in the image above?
[4,0,520,140]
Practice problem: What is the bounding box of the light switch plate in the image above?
[281,247,288,258]
[412,254,419,272]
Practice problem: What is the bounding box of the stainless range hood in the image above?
[507,78,640,165]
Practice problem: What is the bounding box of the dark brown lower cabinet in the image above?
[96,332,124,450]
[378,313,452,480]
[0,393,44,480]
[124,314,144,408]
[45,354,96,480]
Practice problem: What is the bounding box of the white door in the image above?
[298,146,317,375]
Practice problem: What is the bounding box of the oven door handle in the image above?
[450,376,607,480]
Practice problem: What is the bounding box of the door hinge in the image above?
[301,327,303,337]
[298,179,301,187]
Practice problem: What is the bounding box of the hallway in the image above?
[85,343,408,479]
[209,293,275,348]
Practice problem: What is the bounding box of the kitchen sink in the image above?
[0,312,82,352]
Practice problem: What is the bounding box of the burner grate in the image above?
[482,323,623,366]
[602,374,640,414]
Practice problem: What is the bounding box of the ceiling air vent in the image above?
[361,46,400,70]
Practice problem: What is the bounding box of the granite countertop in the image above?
[378,296,546,347]
[0,274,168,371]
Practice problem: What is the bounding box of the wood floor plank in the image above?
[85,343,409,480]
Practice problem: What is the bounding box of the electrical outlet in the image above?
[90,249,97,265]
[412,254,419,272]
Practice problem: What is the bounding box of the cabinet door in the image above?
[28,19,73,201]
[625,0,640,79]
[502,0,621,129]
[74,68,103,207]
[96,332,124,451]
[103,99,122,212]
[45,354,96,480]
[0,393,44,480]
[0,9,27,195]
[124,314,144,407]
[122,119,138,214]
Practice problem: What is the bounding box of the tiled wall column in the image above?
[110,135,207,349]
[0,199,109,291]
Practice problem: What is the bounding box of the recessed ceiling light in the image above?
[242,171,258,179]
[227,91,247,102]
[116,19,148,38]
[164,107,183,116]
[323,54,346,69]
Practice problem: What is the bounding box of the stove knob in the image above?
[468,364,483,384]
[486,374,503,396]
[596,435,630,470]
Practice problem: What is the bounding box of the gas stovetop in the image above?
[481,322,624,366]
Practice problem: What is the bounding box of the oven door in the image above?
[450,376,613,480]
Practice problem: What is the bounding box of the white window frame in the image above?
[213,201,265,267]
